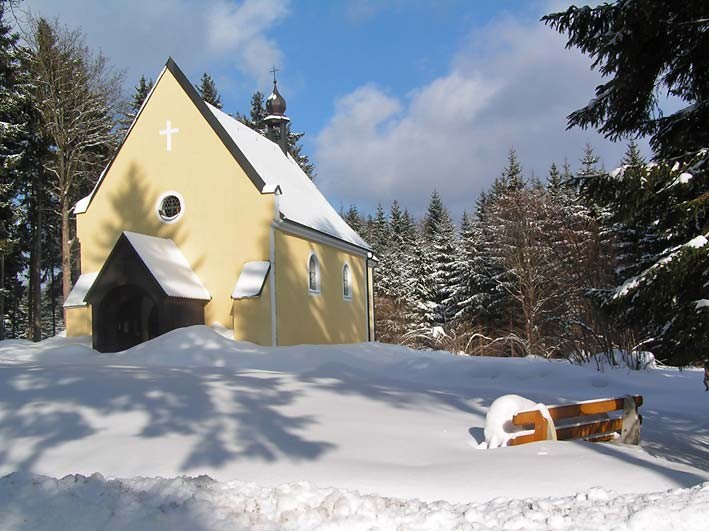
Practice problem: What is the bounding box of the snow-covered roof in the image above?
[206,104,371,251]
[72,58,371,252]
[123,232,210,301]
[231,261,271,299]
[63,272,99,308]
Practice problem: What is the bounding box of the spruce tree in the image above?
[370,204,389,261]
[407,227,435,330]
[386,201,414,301]
[421,191,458,328]
[132,76,154,111]
[196,73,222,109]
[250,91,266,130]
[545,1,709,364]
[547,162,562,194]
[236,90,316,180]
[0,0,22,339]
[0,5,51,340]
[342,205,365,235]
[119,75,153,134]
[500,148,525,191]
[450,211,476,324]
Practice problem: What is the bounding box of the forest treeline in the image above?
[350,0,708,367]
[349,143,706,366]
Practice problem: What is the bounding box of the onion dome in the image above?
[266,80,287,116]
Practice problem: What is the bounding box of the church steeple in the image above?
[264,66,290,155]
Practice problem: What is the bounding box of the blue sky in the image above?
[20,0,641,218]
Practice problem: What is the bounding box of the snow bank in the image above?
[1,473,706,531]
[1,326,708,506]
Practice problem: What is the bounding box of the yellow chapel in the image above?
[63,58,375,352]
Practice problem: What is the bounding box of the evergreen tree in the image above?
[0,5,51,340]
[119,75,153,134]
[374,201,418,342]
[577,144,602,182]
[499,148,525,191]
[462,209,499,324]
[450,211,476,323]
[407,227,435,330]
[385,201,414,301]
[287,129,316,180]
[249,91,266,130]
[369,204,389,262]
[0,0,23,339]
[422,190,444,239]
[342,205,365,236]
[546,1,709,364]
[196,73,222,109]
[421,191,458,327]
[236,90,316,180]
[547,162,562,194]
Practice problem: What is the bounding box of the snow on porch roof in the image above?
[123,231,211,301]
[231,261,271,299]
[206,103,372,252]
[63,272,99,308]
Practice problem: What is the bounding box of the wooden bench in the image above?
[510,395,643,446]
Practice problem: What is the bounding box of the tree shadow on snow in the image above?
[0,361,334,474]
[571,439,708,488]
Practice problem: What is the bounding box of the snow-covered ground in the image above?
[0,326,707,529]
[1,473,707,531]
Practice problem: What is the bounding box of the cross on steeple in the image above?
[270,65,280,83]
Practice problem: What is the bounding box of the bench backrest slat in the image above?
[512,395,643,426]
[509,394,643,446]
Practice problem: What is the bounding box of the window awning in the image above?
[63,272,99,308]
[232,261,271,299]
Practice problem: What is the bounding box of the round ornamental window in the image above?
[156,192,184,224]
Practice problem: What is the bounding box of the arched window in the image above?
[342,263,352,300]
[308,253,320,294]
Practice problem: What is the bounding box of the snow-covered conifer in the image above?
[196,73,222,109]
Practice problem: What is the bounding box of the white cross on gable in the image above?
[159,120,179,152]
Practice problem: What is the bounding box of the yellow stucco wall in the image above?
[232,272,272,345]
[71,67,274,336]
[65,306,92,336]
[274,229,368,345]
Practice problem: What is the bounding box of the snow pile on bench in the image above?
[483,394,557,448]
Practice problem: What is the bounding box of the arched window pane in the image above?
[343,264,351,298]
[309,254,319,292]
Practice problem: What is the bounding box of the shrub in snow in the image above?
[580,349,657,371]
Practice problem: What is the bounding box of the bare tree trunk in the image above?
[29,186,42,341]
[50,261,56,336]
[0,253,4,340]
[61,196,71,322]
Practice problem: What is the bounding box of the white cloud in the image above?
[21,0,289,90]
[315,14,646,217]
[206,0,289,85]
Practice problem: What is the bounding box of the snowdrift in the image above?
[1,325,707,509]
[1,473,707,531]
